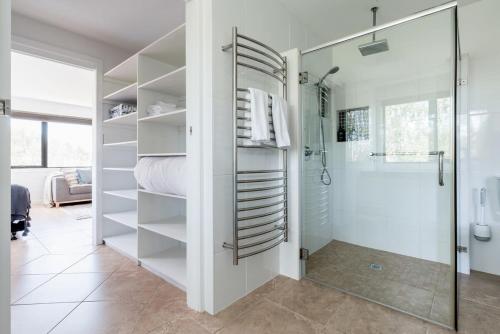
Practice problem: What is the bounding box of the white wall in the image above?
[459,0,500,275]
[11,168,59,204]
[11,13,131,72]
[207,0,323,314]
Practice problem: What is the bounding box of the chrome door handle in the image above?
[438,151,444,186]
[0,99,10,116]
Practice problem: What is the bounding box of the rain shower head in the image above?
[359,38,389,56]
[358,7,389,56]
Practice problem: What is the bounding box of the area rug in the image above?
[60,203,92,220]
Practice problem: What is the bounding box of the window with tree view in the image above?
[384,96,451,163]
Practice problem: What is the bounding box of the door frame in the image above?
[10,36,104,246]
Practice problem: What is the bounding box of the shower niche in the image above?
[336,107,369,142]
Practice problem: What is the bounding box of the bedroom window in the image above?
[47,122,92,167]
[11,118,44,167]
[11,119,91,168]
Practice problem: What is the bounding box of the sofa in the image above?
[51,174,92,207]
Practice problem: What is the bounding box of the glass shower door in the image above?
[300,8,456,328]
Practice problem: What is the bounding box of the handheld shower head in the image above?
[318,66,340,86]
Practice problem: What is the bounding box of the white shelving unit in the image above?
[100,23,188,290]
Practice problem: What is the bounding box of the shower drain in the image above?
[368,263,383,271]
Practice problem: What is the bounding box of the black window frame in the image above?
[11,115,92,169]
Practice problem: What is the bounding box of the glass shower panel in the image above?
[301,9,456,328]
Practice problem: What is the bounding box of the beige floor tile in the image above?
[50,301,145,334]
[15,272,110,304]
[133,283,194,334]
[430,293,453,326]
[165,318,212,334]
[456,299,500,334]
[10,274,55,303]
[323,295,427,334]
[265,277,347,324]
[459,271,500,309]
[219,299,321,334]
[11,302,78,334]
[86,270,163,304]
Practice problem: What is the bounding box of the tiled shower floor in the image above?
[306,240,453,325]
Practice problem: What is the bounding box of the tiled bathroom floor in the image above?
[306,240,453,325]
[10,206,500,333]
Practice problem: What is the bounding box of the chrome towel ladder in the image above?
[222,27,288,265]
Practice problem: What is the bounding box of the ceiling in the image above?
[12,0,185,52]
[277,0,469,46]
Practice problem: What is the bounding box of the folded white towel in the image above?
[146,101,177,116]
[248,88,271,142]
[270,93,291,148]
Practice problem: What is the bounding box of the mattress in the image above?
[134,157,186,197]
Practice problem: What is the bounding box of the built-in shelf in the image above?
[138,109,186,126]
[104,189,138,201]
[103,167,135,172]
[104,232,138,259]
[137,152,185,157]
[105,55,138,83]
[101,22,187,291]
[104,112,137,125]
[140,24,186,67]
[103,140,137,148]
[139,66,186,96]
[140,247,186,290]
[104,211,138,230]
[104,82,138,103]
[138,189,186,200]
[139,215,186,242]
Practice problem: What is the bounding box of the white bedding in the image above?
[134,157,186,196]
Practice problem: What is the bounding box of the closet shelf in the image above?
[103,140,137,148]
[139,24,186,67]
[104,82,138,103]
[104,112,137,125]
[104,232,138,259]
[138,189,186,200]
[103,211,138,230]
[139,66,186,96]
[137,153,185,157]
[140,247,186,290]
[104,189,138,200]
[103,167,135,172]
[104,55,138,83]
[138,109,186,126]
[139,215,186,242]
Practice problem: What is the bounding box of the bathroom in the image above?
[2,0,500,333]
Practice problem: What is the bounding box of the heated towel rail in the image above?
[222,27,288,265]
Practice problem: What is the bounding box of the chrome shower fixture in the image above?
[358,7,389,56]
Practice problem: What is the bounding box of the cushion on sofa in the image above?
[76,168,92,184]
[69,184,92,195]
[62,169,79,187]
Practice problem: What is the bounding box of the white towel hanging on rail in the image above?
[270,93,290,148]
[248,88,271,142]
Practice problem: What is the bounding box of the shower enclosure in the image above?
[300,3,457,329]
